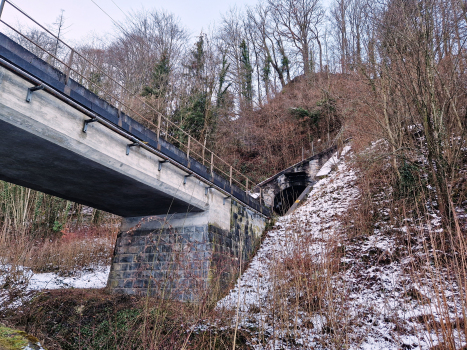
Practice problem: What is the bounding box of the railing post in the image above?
[202,137,206,165]
[210,152,214,177]
[117,86,124,118]
[64,49,74,85]
[312,141,314,156]
[246,178,249,192]
[229,166,232,187]
[186,135,191,159]
[157,114,161,144]
[0,0,6,21]
[302,146,304,161]
[165,119,169,140]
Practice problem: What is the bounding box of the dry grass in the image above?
[3,288,248,350]
[0,221,118,291]
[0,181,119,288]
[342,142,467,349]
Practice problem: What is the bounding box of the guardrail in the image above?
[0,0,255,192]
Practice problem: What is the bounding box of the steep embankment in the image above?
[218,149,465,350]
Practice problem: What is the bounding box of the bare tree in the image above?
[217,7,251,115]
[247,2,285,90]
[330,0,350,73]
[268,0,325,75]
[368,0,467,227]
[108,9,188,119]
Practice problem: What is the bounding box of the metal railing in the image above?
[253,129,346,189]
[0,0,255,192]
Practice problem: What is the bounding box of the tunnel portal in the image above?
[273,171,309,215]
[273,185,308,215]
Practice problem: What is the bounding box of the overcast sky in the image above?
[0,0,261,44]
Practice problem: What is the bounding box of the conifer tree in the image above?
[240,39,253,107]
[141,51,170,99]
[173,35,214,141]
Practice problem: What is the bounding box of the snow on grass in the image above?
[26,266,110,290]
[218,151,357,313]
[217,148,465,349]
[0,265,110,311]
[0,264,110,291]
[217,149,360,348]
[315,145,351,177]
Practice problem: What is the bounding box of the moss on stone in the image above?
[0,326,44,350]
[0,327,28,350]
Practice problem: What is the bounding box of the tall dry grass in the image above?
[0,181,118,281]
[344,138,467,349]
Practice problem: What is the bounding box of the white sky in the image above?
[0,0,261,44]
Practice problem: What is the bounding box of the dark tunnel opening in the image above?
[273,185,308,215]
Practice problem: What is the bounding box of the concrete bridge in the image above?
[252,146,338,215]
[0,32,270,300]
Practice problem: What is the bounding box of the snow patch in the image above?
[316,145,351,177]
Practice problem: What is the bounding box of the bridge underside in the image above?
[0,31,271,301]
[0,119,201,217]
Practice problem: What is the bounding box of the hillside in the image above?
[1,145,465,349]
[0,0,466,348]
[217,148,467,349]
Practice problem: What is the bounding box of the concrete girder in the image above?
[0,65,210,217]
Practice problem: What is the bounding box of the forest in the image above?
[10,0,466,194]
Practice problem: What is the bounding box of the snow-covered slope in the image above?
[218,150,360,348]
[219,154,358,312]
[217,150,465,350]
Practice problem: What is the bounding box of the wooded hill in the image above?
[3,0,467,242]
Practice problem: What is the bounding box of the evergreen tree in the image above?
[141,51,170,99]
[173,35,214,141]
[217,54,232,109]
[278,39,291,83]
[240,39,253,106]
[262,54,272,96]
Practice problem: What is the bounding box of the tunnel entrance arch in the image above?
[273,171,309,215]
[251,144,340,212]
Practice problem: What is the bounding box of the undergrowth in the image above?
[341,139,467,349]
[6,289,250,350]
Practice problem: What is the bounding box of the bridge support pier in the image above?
[107,202,267,301]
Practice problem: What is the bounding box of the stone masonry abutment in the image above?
[108,199,267,300]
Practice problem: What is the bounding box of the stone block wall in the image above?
[108,205,266,301]
[108,223,211,300]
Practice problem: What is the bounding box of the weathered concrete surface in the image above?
[252,146,337,214]
[107,197,266,300]
[0,65,209,217]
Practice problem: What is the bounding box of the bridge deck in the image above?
[0,33,270,217]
